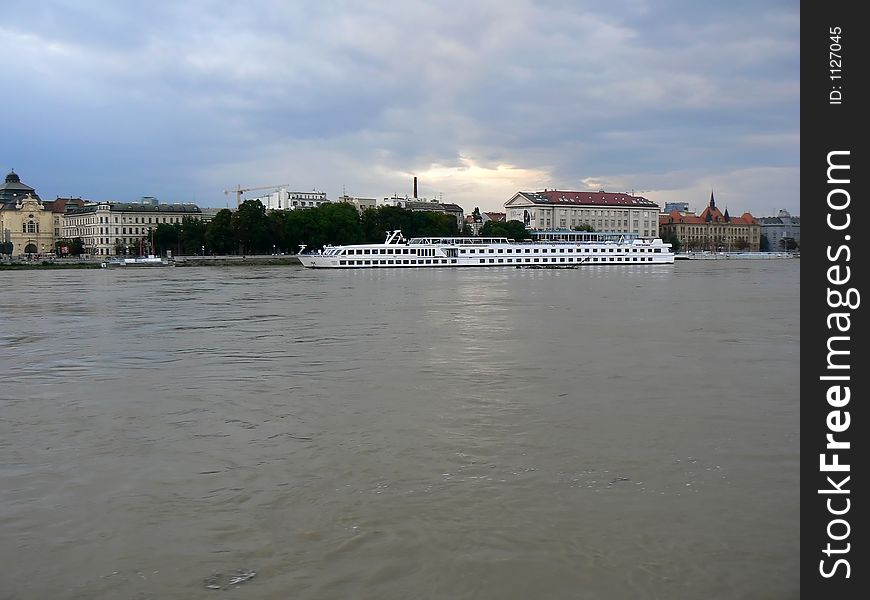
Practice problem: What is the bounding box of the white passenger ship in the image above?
[297,230,674,269]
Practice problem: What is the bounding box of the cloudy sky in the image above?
[3,0,798,216]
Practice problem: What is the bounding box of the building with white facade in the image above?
[250,188,331,211]
[199,207,224,223]
[337,194,378,213]
[505,190,661,237]
[758,209,800,250]
[63,197,203,256]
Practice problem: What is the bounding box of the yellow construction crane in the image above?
[224,184,290,208]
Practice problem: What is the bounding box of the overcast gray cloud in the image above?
[2,0,799,215]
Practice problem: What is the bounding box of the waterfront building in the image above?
[0,171,85,256]
[466,208,506,235]
[199,207,224,224]
[337,194,378,213]
[658,192,761,251]
[504,190,661,237]
[1,193,55,256]
[401,200,465,229]
[758,210,800,251]
[383,196,464,229]
[250,188,331,211]
[63,197,203,256]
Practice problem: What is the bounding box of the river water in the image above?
[0,260,799,599]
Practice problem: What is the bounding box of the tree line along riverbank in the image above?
[42,201,533,260]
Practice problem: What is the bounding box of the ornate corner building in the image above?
[658,192,761,251]
[0,170,71,256]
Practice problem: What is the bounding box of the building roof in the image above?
[404,200,464,213]
[0,170,39,202]
[660,209,757,226]
[660,192,757,226]
[758,216,800,225]
[67,201,202,215]
[45,197,87,213]
[514,190,659,208]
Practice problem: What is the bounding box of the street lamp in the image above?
[202,245,205,256]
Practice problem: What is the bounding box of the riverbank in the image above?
[0,261,103,270]
[173,255,302,266]
[1,254,303,269]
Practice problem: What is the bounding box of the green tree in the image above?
[360,205,416,242]
[661,232,682,252]
[779,237,798,251]
[179,217,207,254]
[503,220,531,240]
[313,202,364,247]
[153,223,180,255]
[205,209,234,254]
[407,211,457,237]
[54,238,84,256]
[480,219,531,240]
[232,199,270,254]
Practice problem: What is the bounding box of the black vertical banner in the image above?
[803,1,866,596]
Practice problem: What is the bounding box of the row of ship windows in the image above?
[343,248,438,255]
[336,256,659,266]
[339,259,458,265]
[461,247,661,254]
[479,257,659,263]
[342,247,662,256]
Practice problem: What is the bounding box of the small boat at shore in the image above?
[101,255,173,268]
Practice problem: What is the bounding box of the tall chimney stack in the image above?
[413,176,418,199]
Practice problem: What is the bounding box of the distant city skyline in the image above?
[3,1,798,216]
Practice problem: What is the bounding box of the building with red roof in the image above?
[658,192,760,251]
[504,189,661,237]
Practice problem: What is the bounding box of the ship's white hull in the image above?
[298,255,675,268]
[298,235,674,269]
